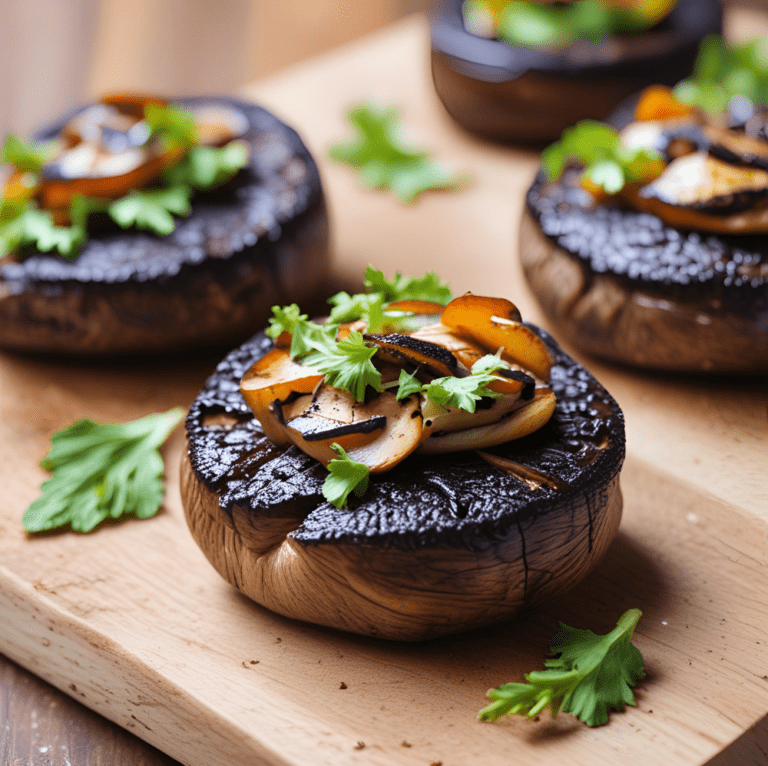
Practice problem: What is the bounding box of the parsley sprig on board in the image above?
[23,408,184,533]
[542,121,663,194]
[329,103,466,202]
[479,609,646,726]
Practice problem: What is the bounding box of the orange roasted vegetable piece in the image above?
[634,85,694,122]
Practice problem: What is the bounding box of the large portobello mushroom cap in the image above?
[521,166,768,374]
[0,97,329,355]
[181,327,625,641]
[430,0,721,144]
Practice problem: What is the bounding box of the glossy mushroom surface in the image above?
[181,328,625,641]
[0,97,329,355]
[429,0,721,143]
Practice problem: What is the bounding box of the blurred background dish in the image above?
[430,0,722,143]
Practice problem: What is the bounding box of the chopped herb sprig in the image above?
[23,408,184,533]
[329,103,465,203]
[479,609,646,727]
[542,121,663,194]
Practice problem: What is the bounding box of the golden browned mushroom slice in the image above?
[240,348,324,446]
[626,152,768,233]
[280,385,423,473]
[418,388,556,454]
[440,293,554,381]
[190,103,250,146]
[409,323,488,371]
[363,333,459,378]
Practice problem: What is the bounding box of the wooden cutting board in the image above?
[2,11,768,766]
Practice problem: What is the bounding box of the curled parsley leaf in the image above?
[364,265,453,305]
[479,609,646,727]
[322,443,370,509]
[329,103,465,203]
[266,303,308,340]
[1,134,62,174]
[145,103,197,148]
[328,291,385,332]
[303,331,384,403]
[108,185,192,236]
[395,368,423,401]
[23,407,184,533]
[675,36,768,115]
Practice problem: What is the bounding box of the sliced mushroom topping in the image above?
[363,333,459,378]
[190,104,249,146]
[440,293,554,382]
[626,153,768,232]
[278,384,423,473]
[240,348,324,446]
[409,323,487,371]
[418,388,556,454]
[420,390,525,438]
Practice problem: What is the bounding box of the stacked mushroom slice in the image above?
[618,90,768,233]
[240,294,557,474]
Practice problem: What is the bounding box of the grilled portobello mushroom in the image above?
[521,89,768,373]
[0,97,329,355]
[181,325,625,641]
[430,0,721,144]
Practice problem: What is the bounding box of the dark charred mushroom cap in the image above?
[0,96,329,355]
[182,327,625,639]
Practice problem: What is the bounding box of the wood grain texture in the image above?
[1,8,767,766]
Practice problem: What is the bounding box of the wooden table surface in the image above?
[3,9,768,766]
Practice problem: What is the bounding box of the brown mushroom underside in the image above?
[519,208,768,373]
[181,448,622,641]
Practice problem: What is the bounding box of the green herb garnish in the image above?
[145,103,197,148]
[423,357,503,412]
[364,265,453,305]
[163,141,249,190]
[23,408,184,533]
[0,103,249,260]
[303,331,384,403]
[328,103,465,203]
[322,443,371,509]
[479,609,646,727]
[108,185,193,236]
[495,0,651,48]
[0,134,62,174]
[675,36,768,115]
[266,303,308,340]
[542,121,663,194]
[395,368,424,401]
[328,291,386,332]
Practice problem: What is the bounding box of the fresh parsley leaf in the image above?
[542,121,663,194]
[469,353,507,375]
[363,265,453,305]
[675,36,768,115]
[303,331,383,403]
[322,443,370,509]
[145,103,197,149]
[108,185,192,236]
[1,134,62,174]
[23,408,184,533]
[289,318,338,360]
[395,368,423,400]
[423,374,500,412]
[328,291,385,332]
[479,609,646,727]
[164,141,249,190]
[329,103,465,203]
[266,303,308,340]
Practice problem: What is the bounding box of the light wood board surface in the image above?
[2,12,768,766]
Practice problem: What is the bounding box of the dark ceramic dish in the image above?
[430,0,722,143]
